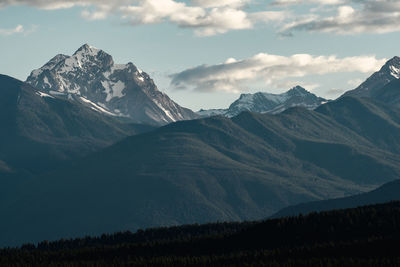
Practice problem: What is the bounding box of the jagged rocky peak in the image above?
[70,44,114,70]
[287,85,309,95]
[75,43,99,54]
[26,44,198,125]
[343,56,400,98]
[386,56,400,79]
[197,85,327,118]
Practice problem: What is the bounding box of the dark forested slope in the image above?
[2,201,400,266]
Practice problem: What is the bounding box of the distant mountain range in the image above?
[197,86,327,117]
[26,44,198,125]
[198,56,400,118]
[1,47,400,247]
[3,95,400,246]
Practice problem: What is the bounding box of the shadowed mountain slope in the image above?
[0,74,155,174]
[3,96,400,246]
[272,179,400,218]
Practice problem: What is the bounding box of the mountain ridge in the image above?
[272,179,400,218]
[26,44,198,125]
[3,96,400,246]
[197,85,327,118]
[343,56,400,98]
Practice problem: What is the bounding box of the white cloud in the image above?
[0,0,286,36]
[250,11,290,23]
[2,0,400,36]
[325,88,346,96]
[271,0,344,6]
[170,53,386,93]
[280,0,400,35]
[119,0,254,36]
[0,24,23,35]
[191,0,250,8]
[347,78,363,87]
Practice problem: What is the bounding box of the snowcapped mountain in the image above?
[343,56,400,98]
[197,86,327,118]
[26,44,198,125]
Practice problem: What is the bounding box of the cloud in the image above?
[271,0,344,6]
[250,10,291,23]
[325,88,346,96]
[347,78,363,87]
[120,0,254,36]
[0,24,23,35]
[2,0,400,36]
[280,0,400,35]
[191,0,250,8]
[0,0,290,36]
[0,0,83,10]
[170,53,386,93]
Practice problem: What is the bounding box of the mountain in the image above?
[3,96,400,246]
[371,78,400,108]
[343,56,400,98]
[197,86,327,118]
[0,74,154,174]
[26,44,198,125]
[272,179,400,218]
[316,96,400,154]
[196,108,226,117]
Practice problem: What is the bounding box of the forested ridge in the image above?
[2,201,400,266]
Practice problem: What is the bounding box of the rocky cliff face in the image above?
[26,44,198,125]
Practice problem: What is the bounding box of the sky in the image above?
[0,0,399,111]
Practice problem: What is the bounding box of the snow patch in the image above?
[390,65,400,79]
[112,81,126,98]
[36,91,55,99]
[101,80,126,102]
[49,90,66,96]
[79,97,117,116]
[43,76,51,88]
[113,64,127,71]
[153,99,176,122]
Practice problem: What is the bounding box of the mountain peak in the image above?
[73,44,101,56]
[342,55,400,98]
[387,56,400,64]
[26,45,198,125]
[287,85,308,94]
[213,86,326,117]
[385,56,400,79]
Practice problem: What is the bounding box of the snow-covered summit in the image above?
[343,56,400,98]
[74,43,101,56]
[26,44,197,125]
[197,86,327,118]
